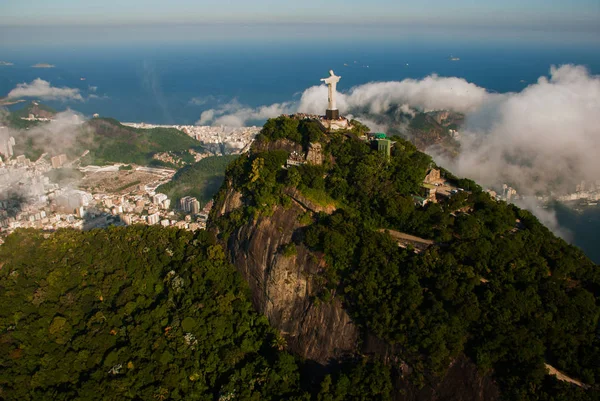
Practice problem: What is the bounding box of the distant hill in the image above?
[3,101,56,130]
[362,109,463,156]
[156,155,239,208]
[5,106,204,166]
[79,118,203,166]
[407,110,462,152]
[11,101,57,119]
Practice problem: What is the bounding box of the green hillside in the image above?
[156,155,239,209]
[212,116,600,400]
[79,118,203,166]
[0,226,393,400]
[0,227,309,400]
[6,111,203,166]
[2,114,598,400]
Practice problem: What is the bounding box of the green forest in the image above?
[2,114,599,400]
[212,116,600,400]
[0,226,392,400]
[157,155,239,209]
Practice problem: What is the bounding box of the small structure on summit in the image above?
[366,132,393,160]
[377,139,392,160]
[319,70,352,131]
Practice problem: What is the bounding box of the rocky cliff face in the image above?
[211,135,500,399]
[217,184,359,364]
[213,181,500,400]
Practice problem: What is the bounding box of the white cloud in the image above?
[452,64,600,195]
[1,109,87,159]
[7,79,83,101]
[196,98,293,127]
[197,73,490,127]
[194,65,600,240]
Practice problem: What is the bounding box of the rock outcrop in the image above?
[219,188,359,364]
[213,181,501,400]
[211,134,500,399]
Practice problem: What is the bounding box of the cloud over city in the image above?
[197,99,294,127]
[452,64,600,195]
[7,79,83,102]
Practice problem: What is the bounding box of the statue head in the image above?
[329,70,335,76]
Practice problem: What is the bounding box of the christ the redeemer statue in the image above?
[321,70,341,120]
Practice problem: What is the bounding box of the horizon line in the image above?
[1,18,599,31]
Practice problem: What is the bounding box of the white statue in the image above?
[320,70,341,110]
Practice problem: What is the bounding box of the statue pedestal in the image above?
[326,109,339,120]
[319,115,352,131]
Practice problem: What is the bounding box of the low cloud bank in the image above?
[198,65,599,195]
[1,109,87,158]
[7,79,83,101]
[197,73,487,126]
[197,99,294,127]
[196,64,600,239]
[454,65,600,195]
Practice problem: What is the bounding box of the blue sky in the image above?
[1,0,599,26]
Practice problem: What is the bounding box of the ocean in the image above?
[1,24,599,263]
[1,25,600,124]
[555,205,600,264]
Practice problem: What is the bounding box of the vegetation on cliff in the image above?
[212,116,600,400]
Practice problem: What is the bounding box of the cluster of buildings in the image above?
[486,184,519,202]
[152,149,207,166]
[51,154,68,169]
[21,114,53,122]
[0,169,215,244]
[102,190,211,231]
[412,168,457,207]
[0,135,219,245]
[556,180,600,204]
[483,180,600,207]
[180,196,201,215]
[0,130,15,159]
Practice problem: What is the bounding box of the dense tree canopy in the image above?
[0,227,312,400]
[3,115,599,400]
[213,116,600,400]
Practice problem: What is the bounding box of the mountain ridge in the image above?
[209,114,600,400]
